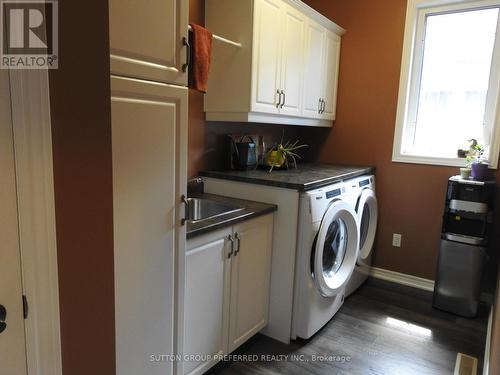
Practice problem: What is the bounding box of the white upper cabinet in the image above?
[279,6,306,117]
[321,30,341,120]
[205,0,344,127]
[302,20,325,119]
[252,0,305,116]
[109,0,188,86]
[252,0,284,114]
[303,24,341,121]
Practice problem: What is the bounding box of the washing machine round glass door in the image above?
[356,188,378,266]
[313,200,359,297]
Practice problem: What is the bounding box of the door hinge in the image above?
[22,295,28,319]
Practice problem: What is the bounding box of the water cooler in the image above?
[433,176,495,317]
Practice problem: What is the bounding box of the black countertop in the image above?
[186,193,277,239]
[199,163,375,191]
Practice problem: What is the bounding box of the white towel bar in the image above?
[188,25,242,48]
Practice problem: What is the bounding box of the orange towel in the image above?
[188,24,213,93]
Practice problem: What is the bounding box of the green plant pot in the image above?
[459,168,471,179]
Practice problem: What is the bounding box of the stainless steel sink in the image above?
[185,197,244,222]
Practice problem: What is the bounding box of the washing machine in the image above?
[291,181,360,340]
[344,175,378,297]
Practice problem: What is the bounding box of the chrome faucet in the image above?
[188,177,203,184]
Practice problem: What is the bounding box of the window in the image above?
[393,0,500,168]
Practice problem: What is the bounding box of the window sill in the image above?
[392,154,498,169]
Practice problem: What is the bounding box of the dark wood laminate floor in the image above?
[208,278,489,375]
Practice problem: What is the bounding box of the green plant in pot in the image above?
[460,155,472,179]
[264,134,308,172]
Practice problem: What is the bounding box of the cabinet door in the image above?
[302,20,325,119]
[279,5,305,116]
[111,75,187,375]
[321,31,341,120]
[251,0,283,114]
[109,0,188,85]
[184,229,232,375]
[228,215,273,352]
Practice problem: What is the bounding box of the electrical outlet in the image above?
[392,233,402,248]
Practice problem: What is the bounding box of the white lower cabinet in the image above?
[183,227,231,375]
[183,214,274,375]
[228,217,274,352]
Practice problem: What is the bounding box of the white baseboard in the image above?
[370,267,435,292]
[370,267,493,303]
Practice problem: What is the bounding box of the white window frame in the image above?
[393,0,500,169]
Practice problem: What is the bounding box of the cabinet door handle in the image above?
[182,37,191,73]
[227,235,234,258]
[318,98,322,114]
[276,89,282,108]
[181,194,188,225]
[280,90,285,108]
[234,233,241,256]
[0,304,6,334]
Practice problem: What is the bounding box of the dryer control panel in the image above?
[303,182,346,223]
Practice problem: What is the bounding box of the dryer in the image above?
[291,181,360,339]
[345,175,378,297]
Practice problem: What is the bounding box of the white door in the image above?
[184,229,232,375]
[109,0,188,86]
[321,30,341,120]
[279,5,305,116]
[228,215,273,353]
[302,20,325,119]
[251,0,283,114]
[356,188,378,266]
[111,75,187,375]
[313,200,359,297]
[0,70,28,375]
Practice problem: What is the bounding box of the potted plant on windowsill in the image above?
[460,163,472,180]
[468,143,489,181]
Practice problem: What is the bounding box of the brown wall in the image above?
[49,1,115,374]
[188,0,208,177]
[301,0,500,279]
